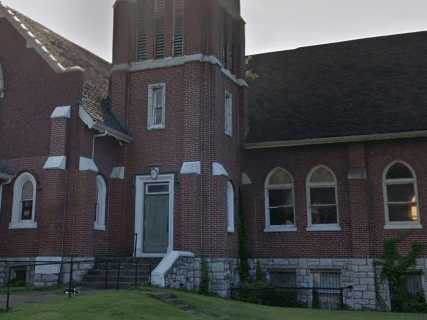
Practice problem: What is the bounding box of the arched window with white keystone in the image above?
[306,166,340,231]
[226,181,235,233]
[383,161,421,229]
[94,175,107,231]
[10,172,37,229]
[264,168,296,232]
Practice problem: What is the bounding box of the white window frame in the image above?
[147,83,166,130]
[10,172,37,229]
[306,165,341,232]
[226,181,235,233]
[134,174,175,258]
[383,161,422,230]
[264,168,297,232]
[224,90,233,137]
[94,175,107,231]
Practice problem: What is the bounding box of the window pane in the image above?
[311,205,338,224]
[270,207,294,226]
[22,181,33,201]
[387,184,415,202]
[388,204,418,222]
[147,184,169,194]
[21,200,33,220]
[310,167,335,183]
[387,163,413,180]
[269,170,292,185]
[269,189,292,207]
[310,187,336,205]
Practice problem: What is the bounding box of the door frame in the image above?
[134,174,175,258]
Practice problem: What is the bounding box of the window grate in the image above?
[154,0,166,58]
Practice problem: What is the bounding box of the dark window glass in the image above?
[311,205,338,224]
[310,187,336,205]
[147,184,169,194]
[386,163,413,180]
[387,184,415,203]
[271,271,296,288]
[21,201,33,220]
[270,207,295,226]
[269,189,292,207]
[388,204,418,222]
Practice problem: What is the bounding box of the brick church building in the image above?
[0,0,427,310]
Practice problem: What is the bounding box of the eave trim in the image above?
[245,130,427,150]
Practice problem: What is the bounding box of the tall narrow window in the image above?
[10,172,37,229]
[154,0,166,58]
[0,184,3,215]
[148,83,166,129]
[307,166,340,231]
[173,0,184,56]
[94,175,107,231]
[224,91,233,136]
[226,181,235,233]
[0,64,5,99]
[383,161,420,229]
[265,168,296,231]
[136,0,148,61]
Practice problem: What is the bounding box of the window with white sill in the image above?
[148,83,166,130]
[10,172,37,229]
[383,161,421,229]
[306,166,340,231]
[265,168,296,231]
[94,175,107,231]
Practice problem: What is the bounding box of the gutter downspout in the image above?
[92,131,108,159]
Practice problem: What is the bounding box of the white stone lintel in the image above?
[180,161,201,175]
[50,106,71,119]
[79,157,99,173]
[110,166,126,179]
[151,251,194,288]
[212,162,229,177]
[43,156,67,171]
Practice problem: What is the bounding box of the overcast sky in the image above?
[3,0,427,61]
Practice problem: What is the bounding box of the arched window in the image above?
[383,161,420,229]
[265,168,296,231]
[10,172,37,229]
[226,181,235,233]
[306,166,340,231]
[94,175,107,231]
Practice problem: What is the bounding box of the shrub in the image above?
[199,258,210,295]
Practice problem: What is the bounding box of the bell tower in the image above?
[111,0,247,265]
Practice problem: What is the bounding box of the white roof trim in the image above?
[212,162,229,177]
[180,161,201,175]
[112,54,248,88]
[245,130,427,150]
[110,166,126,179]
[43,156,67,171]
[1,5,84,74]
[79,157,99,173]
[50,106,71,119]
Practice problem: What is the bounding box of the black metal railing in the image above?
[0,257,156,312]
[231,285,353,310]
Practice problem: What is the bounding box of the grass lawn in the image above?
[0,289,425,320]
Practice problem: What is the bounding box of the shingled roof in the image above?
[0,4,130,141]
[246,31,427,146]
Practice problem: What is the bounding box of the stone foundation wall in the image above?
[165,257,239,297]
[164,256,427,311]
[0,257,95,288]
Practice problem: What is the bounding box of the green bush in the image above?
[199,258,210,295]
